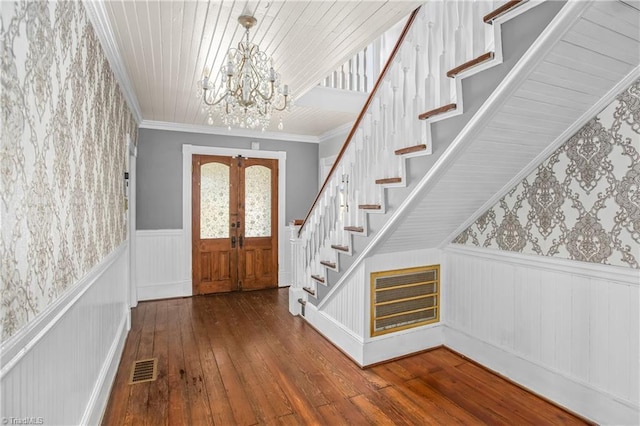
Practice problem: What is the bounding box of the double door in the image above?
[192,154,278,294]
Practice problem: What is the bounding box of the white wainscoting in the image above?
[445,245,640,425]
[0,243,130,425]
[136,229,291,301]
[306,248,444,366]
[136,229,190,300]
[322,262,367,337]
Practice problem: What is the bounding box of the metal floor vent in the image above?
[129,358,158,384]
[371,265,440,337]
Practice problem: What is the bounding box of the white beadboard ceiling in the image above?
[100,0,421,137]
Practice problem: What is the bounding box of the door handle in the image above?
[231,236,236,248]
[239,235,243,248]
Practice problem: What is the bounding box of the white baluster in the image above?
[349,59,354,91]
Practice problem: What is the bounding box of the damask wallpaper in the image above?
[454,80,640,269]
[1,0,138,341]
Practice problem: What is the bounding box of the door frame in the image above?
[182,144,287,296]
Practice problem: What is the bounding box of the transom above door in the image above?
[192,154,278,294]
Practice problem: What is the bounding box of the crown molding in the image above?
[318,122,353,143]
[139,120,320,144]
[83,0,143,124]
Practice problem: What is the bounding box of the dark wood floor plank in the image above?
[165,300,190,426]
[145,301,169,426]
[455,360,586,425]
[349,393,399,425]
[103,289,588,426]
[177,299,215,426]
[122,303,157,426]
[402,377,485,424]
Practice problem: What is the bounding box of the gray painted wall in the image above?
[318,131,347,160]
[136,128,318,229]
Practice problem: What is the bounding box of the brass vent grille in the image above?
[371,265,440,337]
[129,358,158,384]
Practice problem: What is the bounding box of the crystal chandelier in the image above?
[199,15,290,131]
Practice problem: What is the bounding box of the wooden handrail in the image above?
[298,7,421,236]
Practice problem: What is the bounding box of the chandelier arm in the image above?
[202,88,229,107]
[272,94,288,111]
[254,81,276,102]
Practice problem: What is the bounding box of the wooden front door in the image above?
[192,154,278,294]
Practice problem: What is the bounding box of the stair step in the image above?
[484,0,524,23]
[395,144,427,155]
[303,287,315,296]
[292,219,304,226]
[331,244,349,252]
[320,260,336,269]
[447,52,494,78]
[344,226,364,233]
[297,298,306,306]
[311,275,326,284]
[375,177,402,184]
[359,204,381,210]
[418,103,457,120]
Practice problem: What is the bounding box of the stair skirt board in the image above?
[302,302,444,367]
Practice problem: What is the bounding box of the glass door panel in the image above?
[200,162,230,239]
[244,165,271,238]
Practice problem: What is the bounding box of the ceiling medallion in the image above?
[198,14,291,131]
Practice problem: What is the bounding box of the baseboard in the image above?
[304,303,445,367]
[304,303,365,366]
[81,311,129,425]
[288,287,304,315]
[444,326,640,425]
[279,271,292,288]
[137,280,191,301]
[362,324,444,366]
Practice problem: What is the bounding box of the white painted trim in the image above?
[0,243,127,376]
[182,145,288,294]
[305,304,444,367]
[441,65,640,247]
[128,134,138,309]
[317,2,595,308]
[444,326,640,425]
[141,120,319,144]
[363,325,444,366]
[83,1,142,124]
[136,229,184,238]
[81,312,129,425]
[317,122,352,143]
[446,245,640,286]
[289,287,305,315]
[137,279,192,301]
[304,303,365,366]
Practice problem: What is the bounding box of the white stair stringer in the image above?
[299,0,566,305]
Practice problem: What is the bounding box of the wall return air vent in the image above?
[370,265,440,337]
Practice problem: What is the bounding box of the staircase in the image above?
[289,0,640,364]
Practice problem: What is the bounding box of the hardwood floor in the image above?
[102,289,587,425]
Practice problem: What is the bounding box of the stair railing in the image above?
[319,46,371,93]
[292,0,507,296]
